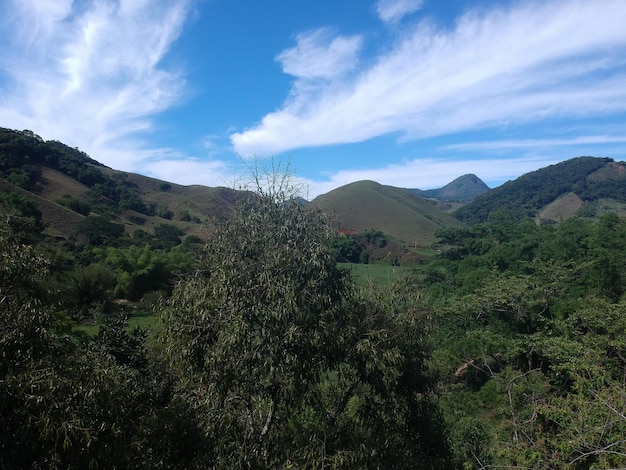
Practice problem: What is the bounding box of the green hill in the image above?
[453,156,626,225]
[309,180,466,248]
[0,127,244,239]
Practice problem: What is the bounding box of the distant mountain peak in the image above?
[407,174,490,203]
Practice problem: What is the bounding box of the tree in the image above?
[153,223,184,249]
[75,214,125,245]
[161,167,451,467]
[104,244,194,300]
[0,208,202,468]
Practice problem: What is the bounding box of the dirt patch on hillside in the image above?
[537,192,583,223]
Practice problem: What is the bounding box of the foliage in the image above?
[62,263,116,319]
[329,233,361,262]
[152,223,184,249]
[429,213,626,468]
[74,214,125,245]
[56,194,91,215]
[103,244,194,300]
[161,181,451,467]
[0,210,203,468]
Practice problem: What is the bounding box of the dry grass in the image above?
[537,192,584,223]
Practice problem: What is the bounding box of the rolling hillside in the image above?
[6,128,625,247]
[0,127,245,239]
[309,180,466,247]
[453,156,626,225]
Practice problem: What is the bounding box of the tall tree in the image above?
[161,171,451,467]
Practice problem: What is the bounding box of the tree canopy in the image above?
[161,189,451,467]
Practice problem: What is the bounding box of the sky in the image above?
[1,0,626,199]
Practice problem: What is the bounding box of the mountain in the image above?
[0,128,467,251]
[309,180,466,248]
[407,174,490,202]
[453,156,626,225]
[0,127,245,239]
[7,128,623,248]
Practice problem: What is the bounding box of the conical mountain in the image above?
[407,174,490,202]
[310,180,466,247]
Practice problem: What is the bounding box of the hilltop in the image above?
[309,180,466,248]
[0,127,244,240]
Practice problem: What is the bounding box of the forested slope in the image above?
[453,156,619,224]
[0,127,243,238]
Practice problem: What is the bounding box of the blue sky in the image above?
[2,0,626,198]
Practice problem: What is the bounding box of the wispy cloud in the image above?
[0,0,191,171]
[231,0,626,157]
[376,0,424,24]
[446,135,626,151]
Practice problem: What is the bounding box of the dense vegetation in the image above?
[5,173,626,467]
[3,132,626,467]
[1,179,452,468]
[426,213,626,467]
[454,157,614,224]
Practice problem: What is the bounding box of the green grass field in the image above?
[72,310,161,339]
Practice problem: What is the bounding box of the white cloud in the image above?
[276,28,362,80]
[0,0,190,170]
[376,0,424,24]
[142,156,233,188]
[231,0,626,157]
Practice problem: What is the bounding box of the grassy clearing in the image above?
[72,310,160,340]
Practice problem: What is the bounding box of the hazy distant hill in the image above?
[309,180,466,247]
[453,156,626,225]
[407,174,490,202]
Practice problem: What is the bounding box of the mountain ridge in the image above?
[453,156,626,224]
[3,128,626,246]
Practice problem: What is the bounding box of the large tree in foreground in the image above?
[161,176,451,468]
